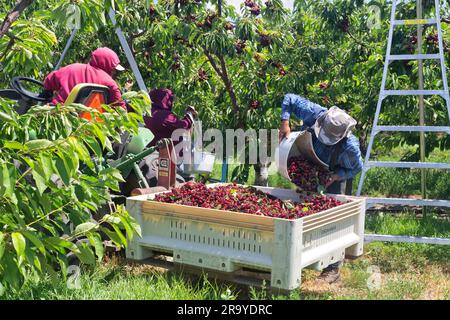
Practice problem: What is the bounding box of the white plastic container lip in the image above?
[277,130,329,181]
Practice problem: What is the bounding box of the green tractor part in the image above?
[109,127,157,189]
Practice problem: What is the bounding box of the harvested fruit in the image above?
[288,155,331,192]
[153,182,344,219]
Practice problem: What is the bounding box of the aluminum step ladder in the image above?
[356,0,450,208]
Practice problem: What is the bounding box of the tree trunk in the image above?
[254,162,269,187]
[0,0,33,40]
[218,55,240,116]
[204,50,242,127]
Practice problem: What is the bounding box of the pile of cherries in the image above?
[287,155,331,192]
[153,182,344,219]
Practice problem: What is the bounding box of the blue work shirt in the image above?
[281,94,363,180]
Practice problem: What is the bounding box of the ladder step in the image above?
[366,161,450,169]
[364,234,450,245]
[374,126,450,134]
[388,54,440,61]
[365,197,450,208]
[393,19,437,25]
[382,90,447,96]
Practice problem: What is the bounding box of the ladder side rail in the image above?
[435,0,450,121]
[357,0,398,196]
[375,125,450,133]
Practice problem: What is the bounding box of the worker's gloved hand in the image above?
[185,105,198,120]
[279,120,291,142]
[325,174,341,188]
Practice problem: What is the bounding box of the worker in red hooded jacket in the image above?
[43,47,126,109]
[118,88,197,195]
[144,88,197,146]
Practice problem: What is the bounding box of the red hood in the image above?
[150,88,174,111]
[88,47,121,75]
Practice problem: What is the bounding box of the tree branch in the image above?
[0,0,34,40]
[218,55,240,117]
[203,48,224,77]
[203,48,242,127]
[0,37,15,61]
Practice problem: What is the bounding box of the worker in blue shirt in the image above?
[279,93,363,283]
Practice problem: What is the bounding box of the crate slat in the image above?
[142,201,275,232]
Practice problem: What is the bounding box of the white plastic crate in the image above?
[126,184,366,291]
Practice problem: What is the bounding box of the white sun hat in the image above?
[313,106,357,146]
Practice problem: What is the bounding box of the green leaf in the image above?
[0,163,16,199]
[0,111,13,122]
[55,156,70,185]
[3,253,21,289]
[22,230,45,255]
[11,232,26,258]
[111,224,127,245]
[102,214,121,225]
[92,124,106,149]
[129,220,142,238]
[0,232,5,261]
[32,163,48,195]
[24,139,53,151]
[84,136,103,157]
[118,214,134,241]
[70,137,92,167]
[45,237,79,254]
[60,149,79,178]
[0,163,10,196]
[34,255,42,272]
[99,168,125,182]
[39,153,54,180]
[76,243,96,265]
[101,227,125,247]
[3,141,24,150]
[87,233,104,262]
[74,222,98,235]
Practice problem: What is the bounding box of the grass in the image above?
[358,147,450,200]
[5,148,449,300]
[4,213,449,300]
